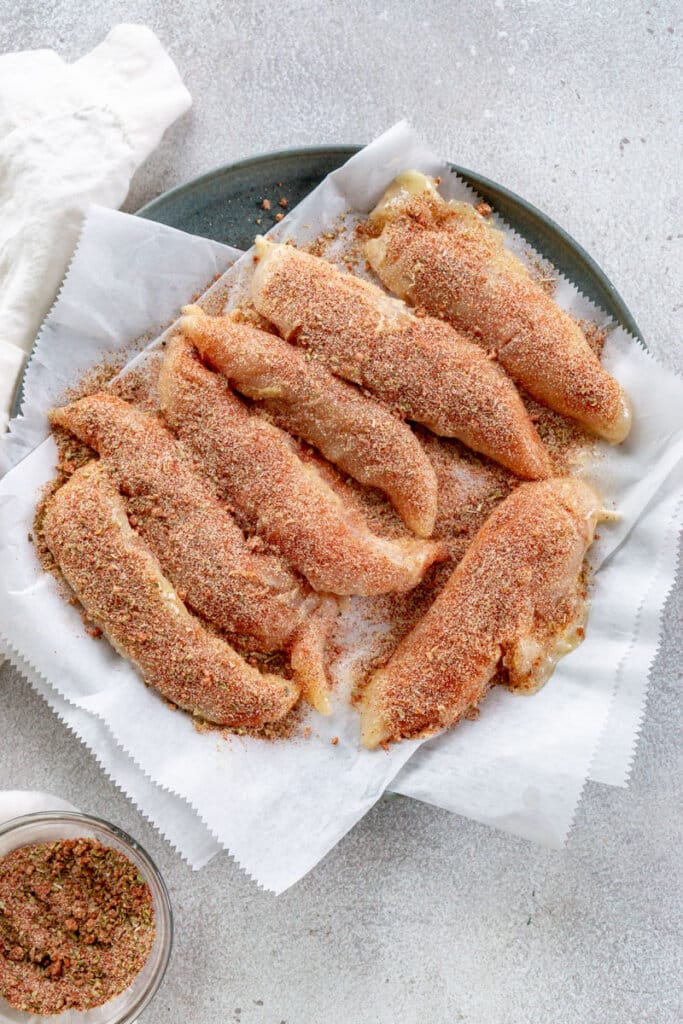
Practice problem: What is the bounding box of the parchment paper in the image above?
[0,208,237,474]
[0,640,220,868]
[203,122,683,823]
[371,129,683,829]
[393,465,682,843]
[0,208,420,892]
[1,124,681,888]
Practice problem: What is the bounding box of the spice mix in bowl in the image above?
[0,813,172,1022]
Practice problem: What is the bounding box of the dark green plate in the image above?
[137,146,643,342]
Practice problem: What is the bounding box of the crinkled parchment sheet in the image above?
[1,125,682,889]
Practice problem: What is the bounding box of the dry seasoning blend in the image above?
[0,838,155,1016]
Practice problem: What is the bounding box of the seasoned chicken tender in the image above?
[251,238,551,481]
[360,478,604,748]
[43,462,299,728]
[159,336,445,596]
[50,393,336,714]
[366,171,632,443]
[50,392,308,653]
[180,307,438,537]
[289,594,339,716]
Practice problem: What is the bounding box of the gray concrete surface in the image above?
[1,3,681,1022]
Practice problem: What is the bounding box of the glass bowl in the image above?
[0,812,173,1024]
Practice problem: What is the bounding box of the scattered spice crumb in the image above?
[330,736,339,745]
[475,201,493,216]
[278,197,288,208]
[274,212,284,222]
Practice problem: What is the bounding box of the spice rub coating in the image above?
[181,306,438,537]
[0,838,155,1016]
[50,392,310,654]
[43,462,299,727]
[251,238,551,481]
[289,594,339,715]
[366,171,631,443]
[361,478,603,748]
[159,335,445,596]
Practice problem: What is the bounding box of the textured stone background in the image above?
[1,3,681,1022]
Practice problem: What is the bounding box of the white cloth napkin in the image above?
[0,791,77,827]
[0,23,191,431]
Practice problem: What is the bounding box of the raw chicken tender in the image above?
[361,478,604,747]
[366,171,632,443]
[159,336,445,597]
